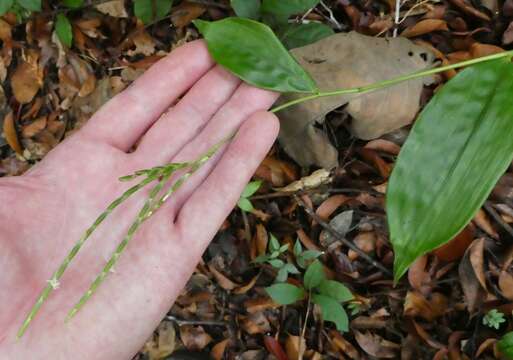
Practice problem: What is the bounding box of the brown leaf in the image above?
[505,23,513,45]
[364,139,400,155]
[263,336,289,360]
[469,238,487,290]
[255,156,297,187]
[241,312,271,335]
[297,229,321,251]
[0,19,12,42]
[95,0,128,17]
[330,330,360,359]
[11,52,43,104]
[22,116,47,138]
[208,264,239,291]
[277,32,434,168]
[458,240,486,312]
[348,232,376,261]
[499,271,513,301]
[171,2,206,28]
[473,209,498,239]
[403,291,448,321]
[412,321,445,349]
[475,338,497,358]
[448,0,491,20]
[143,321,176,360]
[470,43,505,59]
[354,331,399,358]
[316,194,349,221]
[401,19,449,37]
[285,334,306,360]
[3,111,22,154]
[179,325,212,351]
[433,224,474,262]
[251,223,268,260]
[276,169,332,192]
[408,255,430,292]
[211,339,229,360]
[244,297,279,313]
[233,274,259,295]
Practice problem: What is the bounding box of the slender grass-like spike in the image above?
[17,172,161,339]
[66,169,175,320]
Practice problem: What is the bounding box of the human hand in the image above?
[0,40,279,359]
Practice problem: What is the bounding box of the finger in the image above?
[80,40,215,151]
[133,65,240,166]
[174,112,279,245]
[159,84,279,215]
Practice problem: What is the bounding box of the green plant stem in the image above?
[271,50,513,113]
[16,174,159,339]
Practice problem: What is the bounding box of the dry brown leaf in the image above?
[22,116,47,138]
[354,331,399,358]
[241,311,271,335]
[244,297,279,313]
[348,232,376,260]
[364,139,400,155]
[263,336,289,360]
[469,238,487,290]
[255,156,297,187]
[285,334,306,360]
[171,2,206,28]
[208,264,239,290]
[96,0,128,17]
[475,338,497,358]
[351,316,387,329]
[127,30,156,57]
[403,291,448,321]
[316,195,349,221]
[3,111,22,154]
[473,209,498,239]
[458,240,486,312]
[233,274,259,295]
[412,321,445,349]
[12,52,43,104]
[470,43,504,58]
[330,330,360,359]
[252,223,268,260]
[211,339,229,360]
[499,271,513,300]
[504,22,513,45]
[143,321,176,360]
[0,19,11,42]
[179,325,212,351]
[276,168,332,192]
[277,32,434,168]
[407,255,430,292]
[448,0,491,20]
[297,229,321,251]
[433,224,474,262]
[401,19,449,37]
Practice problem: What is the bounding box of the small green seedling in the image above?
[237,180,262,212]
[254,234,299,282]
[483,309,506,330]
[266,258,353,332]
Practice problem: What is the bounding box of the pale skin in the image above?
[0,40,280,359]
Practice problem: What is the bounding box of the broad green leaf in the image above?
[194,18,318,93]
[318,280,353,302]
[312,294,349,332]
[241,180,262,198]
[17,0,41,11]
[55,14,72,47]
[262,0,319,17]
[304,259,325,290]
[279,22,334,49]
[499,332,513,359]
[237,197,254,212]
[231,0,261,19]
[0,0,13,15]
[269,259,284,268]
[254,254,270,263]
[293,239,302,256]
[62,0,83,8]
[276,266,289,282]
[134,0,173,24]
[297,249,322,268]
[279,244,289,253]
[266,283,305,305]
[387,59,513,282]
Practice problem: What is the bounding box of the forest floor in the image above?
[2,0,513,359]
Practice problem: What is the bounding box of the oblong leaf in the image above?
[17,0,41,11]
[194,17,318,93]
[241,180,262,197]
[304,259,325,290]
[266,283,305,305]
[0,0,13,16]
[262,0,319,16]
[231,0,261,19]
[387,58,513,282]
[55,14,73,48]
[134,0,173,24]
[318,280,353,302]
[499,332,513,359]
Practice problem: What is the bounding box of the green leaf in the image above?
[194,17,318,93]
[62,0,83,8]
[55,14,73,47]
[269,233,280,252]
[279,22,334,49]
[134,0,173,24]
[261,0,319,17]
[304,259,325,290]
[293,239,302,256]
[499,332,513,360]
[279,244,289,253]
[17,0,41,11]
[266,283,305,305]
[269,259,285,268]
[241,180,262,198]
[387,59,513,282]
[237,197,254,212]
[318,280,353,302]
[297,249,322,268]
[231,0,261,19]
[0,0,13,15]
[312,294,349,332]
[254,254,270,263]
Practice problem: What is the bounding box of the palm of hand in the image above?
[0,41,279,359]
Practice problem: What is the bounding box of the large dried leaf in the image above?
[388,59,513,281]
[276,31,434,168]
[11,51,43,104]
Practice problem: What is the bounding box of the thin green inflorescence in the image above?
[18,51,513,339]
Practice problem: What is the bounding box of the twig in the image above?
[393,0,402,37]
[298,293,311,360]
[166,315,227,327]
[294,195,392,276]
